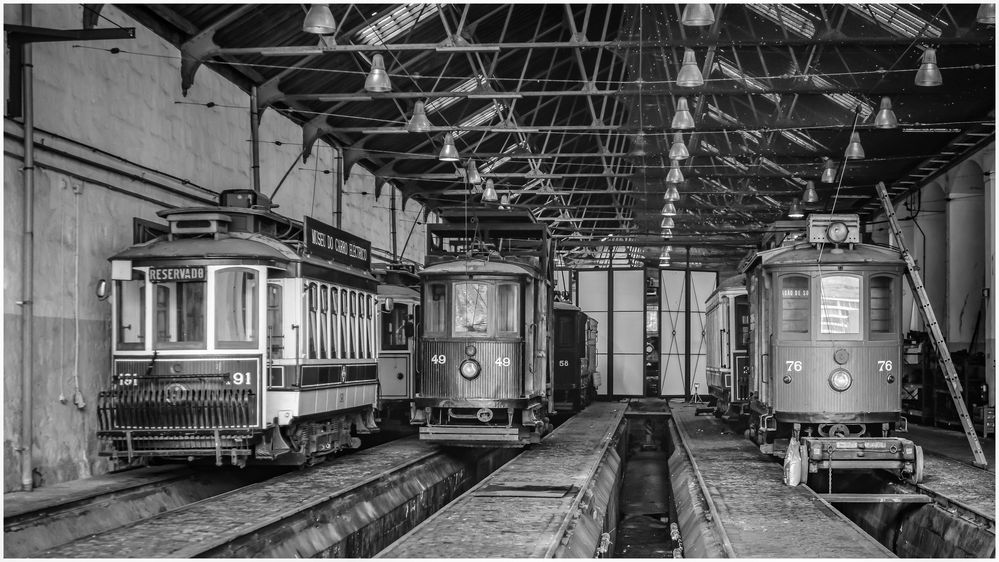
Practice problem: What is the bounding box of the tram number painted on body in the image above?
[229,372,253,385]
[877,360,893,372]
[494,357,511,367]
[558,360,570,367]
[431,354,447,365]
[785,360,803,372]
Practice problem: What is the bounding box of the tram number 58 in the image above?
[877,360,893,372]
[785,361,803,372]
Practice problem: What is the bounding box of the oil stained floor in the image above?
[616,450,674,557]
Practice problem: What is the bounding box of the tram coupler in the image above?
[798,436,918,473]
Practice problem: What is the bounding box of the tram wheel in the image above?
[906,445,924,484]
[799,442,810,484]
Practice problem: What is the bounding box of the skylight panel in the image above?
[425,75,484,115]
[706,104,739,126]
[745,4,817,38]
[780,130,826,152]
[453,104,501,139]
[848,4,943,38]
[480,141,522,174]
[716,60,780,105]
[355,4,439,45]
[810,75,874,119]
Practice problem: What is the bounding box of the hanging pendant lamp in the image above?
[914,48,942,87]
[629,133,647,158]
[978,3,996,24]
[821,159,837,184]
[364,54,392,92]
[406,100,432,132]
[499,194,511,209]
[787,200,804,219]
[666,160,684,183]
[844,132,865,160]
[681,3,715,26]
[668,132,689,160]
[465,159,483,185]
[676,48,704,87]
[661,228,673,238]
[482,179,498,202]
[874,97,898,129]
[439,132,459,162]
[660,217,675,229]
[802,181,819,204]
[672,97,695,130]
[661,202,677,216]
[303,4,337,34]
[664,185,681,202]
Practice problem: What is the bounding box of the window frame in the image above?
[868,273,899,340]
[214,266,260,350]
[816,273,864,341]
[776,273,811,340]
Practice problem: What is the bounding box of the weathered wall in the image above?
[4,4,427,491]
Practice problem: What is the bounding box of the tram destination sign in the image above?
[304,217,371,270]
[149,265,206,283]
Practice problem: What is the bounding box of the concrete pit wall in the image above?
[3,3,427,491]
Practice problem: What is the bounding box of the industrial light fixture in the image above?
[661,228,673,238]
[465,159,483,185]
[874,97,898,129]
[666,160,684,183]
[382,297,395,311]
[787,200,804,219]
[499,194,511,209]
[978,3,995,24]
[302,4,337,34]
[914,48,942,87]
[364,54,392,92]
[661,202,677,216]
[439,132,459,161]
[406,100,432,132]
[844,132,865,160]
[802,180,819,204]
[672,97,695,130]
[482,179,498,202]
[668,132,689,160]
[681,3,715,26]
[821,159,837,184]
[660,255,671,267]
[664,184,681,202]
[629,133,648,158]
[676,48,704,87]
[660,217,675,229]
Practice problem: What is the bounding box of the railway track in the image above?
[34,438,515,558]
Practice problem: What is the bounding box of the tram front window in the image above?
[116,273,146,350]
[454,282,488,334]
[216,268,258,348]
[820,275,860,334]
[155,281,206,348]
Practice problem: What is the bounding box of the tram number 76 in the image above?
[877,360,893,372]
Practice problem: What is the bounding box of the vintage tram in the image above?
[741,214,923,484]
[98,189,380,466]
[375,264,420,424]
[552,301,598,413]
[410,208,554,446]
[704,275,751,420]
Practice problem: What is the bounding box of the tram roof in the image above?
[741,242,904,273]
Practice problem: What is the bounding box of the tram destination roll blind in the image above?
[149,265,206,283]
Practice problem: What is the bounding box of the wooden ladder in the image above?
[875,181,987,468]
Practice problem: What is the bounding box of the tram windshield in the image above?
[215,268,258,348]
[115,273,146,350]
[819,275,861,334]
[424,280,521,337]
[155,281,206,348]
[454,282,488,333]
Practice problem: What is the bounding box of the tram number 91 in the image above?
[117,373,139,386]
[228,372,253,385]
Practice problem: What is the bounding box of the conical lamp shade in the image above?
[661,228,673,238]
[664,185,681,202]
[788,200,804,219]
[672,97,695,130]
[802,181,819,204]
[978,3,995,24]
[499,194,510,209]
[659,256,671,266]
[364,54,392,92]
[439,132,459,162]
[661,202,677,216]
[406,100,432,132]
[303,4,337,34]
[844,132,865,160]
[660,217,675,229]
[666,161,684,183]
[821,159,837,184]
[676,48,704,87]
[914,48,942,87]
[681,3,715,26]
[874,96,898,129]
[482,179,498,202]
[668,133,689,160]
[466,159,482,185]
[629,133,647,158]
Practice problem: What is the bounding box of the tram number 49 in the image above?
[877,360,893,372]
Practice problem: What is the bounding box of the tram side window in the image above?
[382,303,409,350]
[366,295,374,358]
[116,272,146,350]
[216,268,258,348]
[349,291,357,359]
[426,283,447,335]
[267,283,283,355]
[154,280,205,348]
[454,282,489,334]
[870,276,895,334]
[820,275,861,335]
[307,282,318,359]
[319,285,329,358]
[780,275,810,334]
[497,284,519,334]
[734,295,750,351]
[330,287,340,358]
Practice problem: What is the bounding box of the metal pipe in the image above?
[20,4,36,491]
[250,85,260,193]
[335,148,343,228]
[390,187,398,261]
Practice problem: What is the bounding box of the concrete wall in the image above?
[4,4,427,491]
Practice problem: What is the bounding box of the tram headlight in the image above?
[828,369,852,392]
[459,359,481,380]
